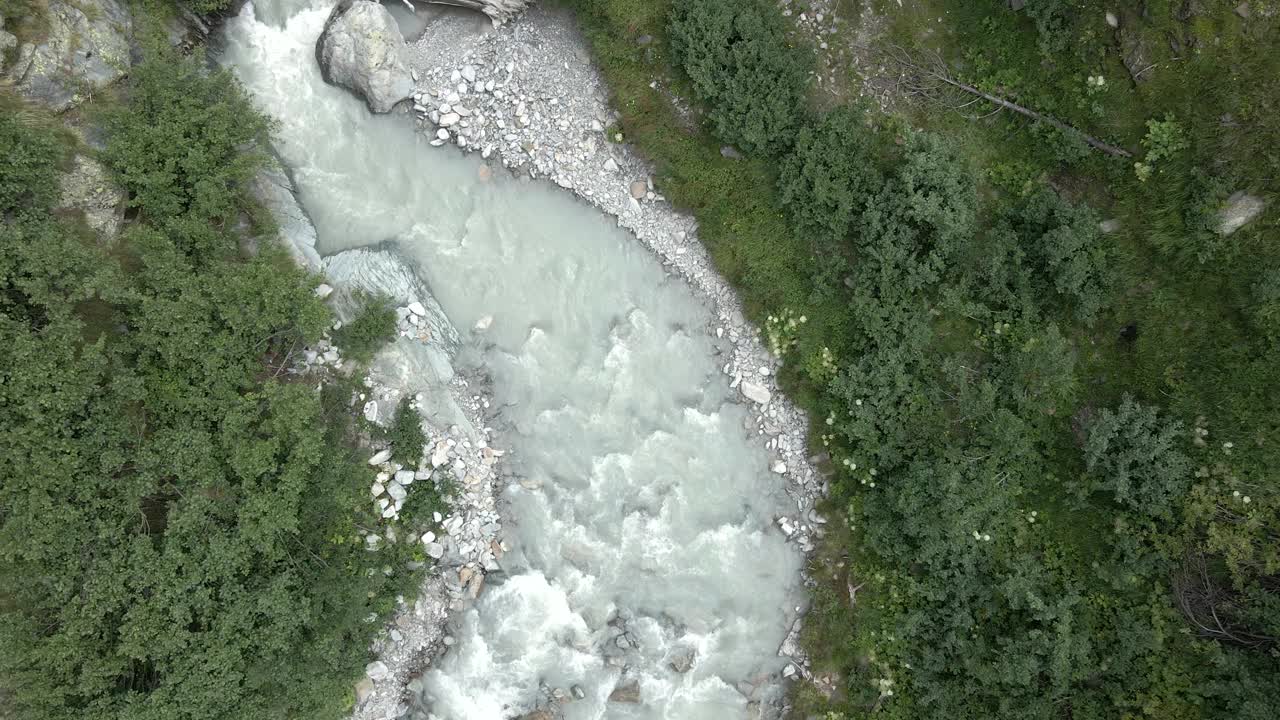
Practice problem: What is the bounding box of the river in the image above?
[220,2,805,717]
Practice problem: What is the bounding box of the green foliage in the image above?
[387,397,425,468]
[0,51,414,720]
[1005,187,1111,323]
[1020,0,1072,59]
[1084,396,1193,520]
[333,291,396,363]
[1250,267,1280,340]
[0,113,66,220]
[667,0,810,156]
[100,45,271,231]
[778,107,882,249]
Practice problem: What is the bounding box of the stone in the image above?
[315,0,413,114]
[425,542,445,559]
[772,461,787,474]
[421,531,436,544]
[1098,218,1122,234]
[431,442,450,468]
[1217,191,1265,235]
[1105,11,1119,27]
[371,482,385,496]
[439,112,462,126]
[518,712,553,720]
[603,158,619,172]
[368,448,392,465]
[608,680,641,703]
[474,315,494,331]
[395,469,415,485]
[355,677,375,704]
[740,380,772,405]
[407,301,428,316]
[365,660,390,681]
[437,128,451,140]
[629,181,648,199]
[668,649,695,673]
[1235,2,1251,18]
[461,65,476,82]
[57,154,126,243]
[1119,25,1154,83]
[571,684,586,699]
[314,283,335,299]
[8,0,132,112]
[387,483,406,501]
[720,145,744,160]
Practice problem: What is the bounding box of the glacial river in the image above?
[221,2,804,717]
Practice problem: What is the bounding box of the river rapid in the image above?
[220,2,805,717]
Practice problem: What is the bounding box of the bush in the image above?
[668,0,810,156]
[1008,187,1111,323]
[777,107,881,249]
[101,46,271,231]
[1084,395,1193,520]
[387,397,425,468]
[0,113,65,220]
[333,291,396,363]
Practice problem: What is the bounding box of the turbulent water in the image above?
[222,2,804,717]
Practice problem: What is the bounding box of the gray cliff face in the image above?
[3,0,132,112]
[315,0,413,114]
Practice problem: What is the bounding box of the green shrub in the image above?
[777,107,881,250]
[101,46,271,231]
[1084,395,1193,520]
[1007,187,1111,323]
[333,291,396,363]
[668,0,810,156]
[0,113,65,220]
[387,396,425,468]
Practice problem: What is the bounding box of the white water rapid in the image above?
[221,2,805,717]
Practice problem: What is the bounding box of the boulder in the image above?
[1216,191,1265,236]
[418,0,530,24]
[58,154,125,243]
[250,156,322,271]
[608,680,641,703]
[316,0,413,114]
[6,0,132,112]
[518,711,554,720]
[740,380,772,405]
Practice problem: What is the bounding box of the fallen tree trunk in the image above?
[415,0,529,23]
[883,44,1134,159]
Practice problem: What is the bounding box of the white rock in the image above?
[772,461,787,474]
[437,128,450,140]
[439,112,461,127]
[421,531,436,544]
[425,542,445,559]
[461,65,476,82]
[431,442,450,468]
[474,315,494,331]
[387,483,406,501]
[314,283,334,299]
[740,380,772,405]
[407,301,428,316]
[372,482,386,496]
[368,448,392,465]
[366,660,390,681]
[603,158,619,172]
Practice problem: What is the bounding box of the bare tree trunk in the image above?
[882,44,1134,159]
[415,0,529,23]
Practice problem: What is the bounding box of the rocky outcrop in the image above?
[1216,191,1266,236]
[58,154,125,243]
[3,0,132,112]
[250,156,324,270]
[316,0,413,113]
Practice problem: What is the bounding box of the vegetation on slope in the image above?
[564,0,1278,717]
[0,38,429,720]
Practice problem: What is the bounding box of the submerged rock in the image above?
[5,0,132,112]
[316,0,413,114]
[608,680,641,703]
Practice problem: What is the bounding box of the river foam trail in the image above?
[221,3,804,717]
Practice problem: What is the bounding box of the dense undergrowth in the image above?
[0,22,429,720]
[565,0,1278,717]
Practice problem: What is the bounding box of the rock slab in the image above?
[5,0,132,112]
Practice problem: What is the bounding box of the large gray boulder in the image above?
[1216,191,1266,236]
[58,154,125,244]
[315,0,413,114]
[4,0,131,112]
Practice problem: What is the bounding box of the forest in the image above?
[567,0,1278,717]
[0,14,427,719]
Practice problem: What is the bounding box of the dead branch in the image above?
[880,44,1134,159]
[1173,550,1277,650]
